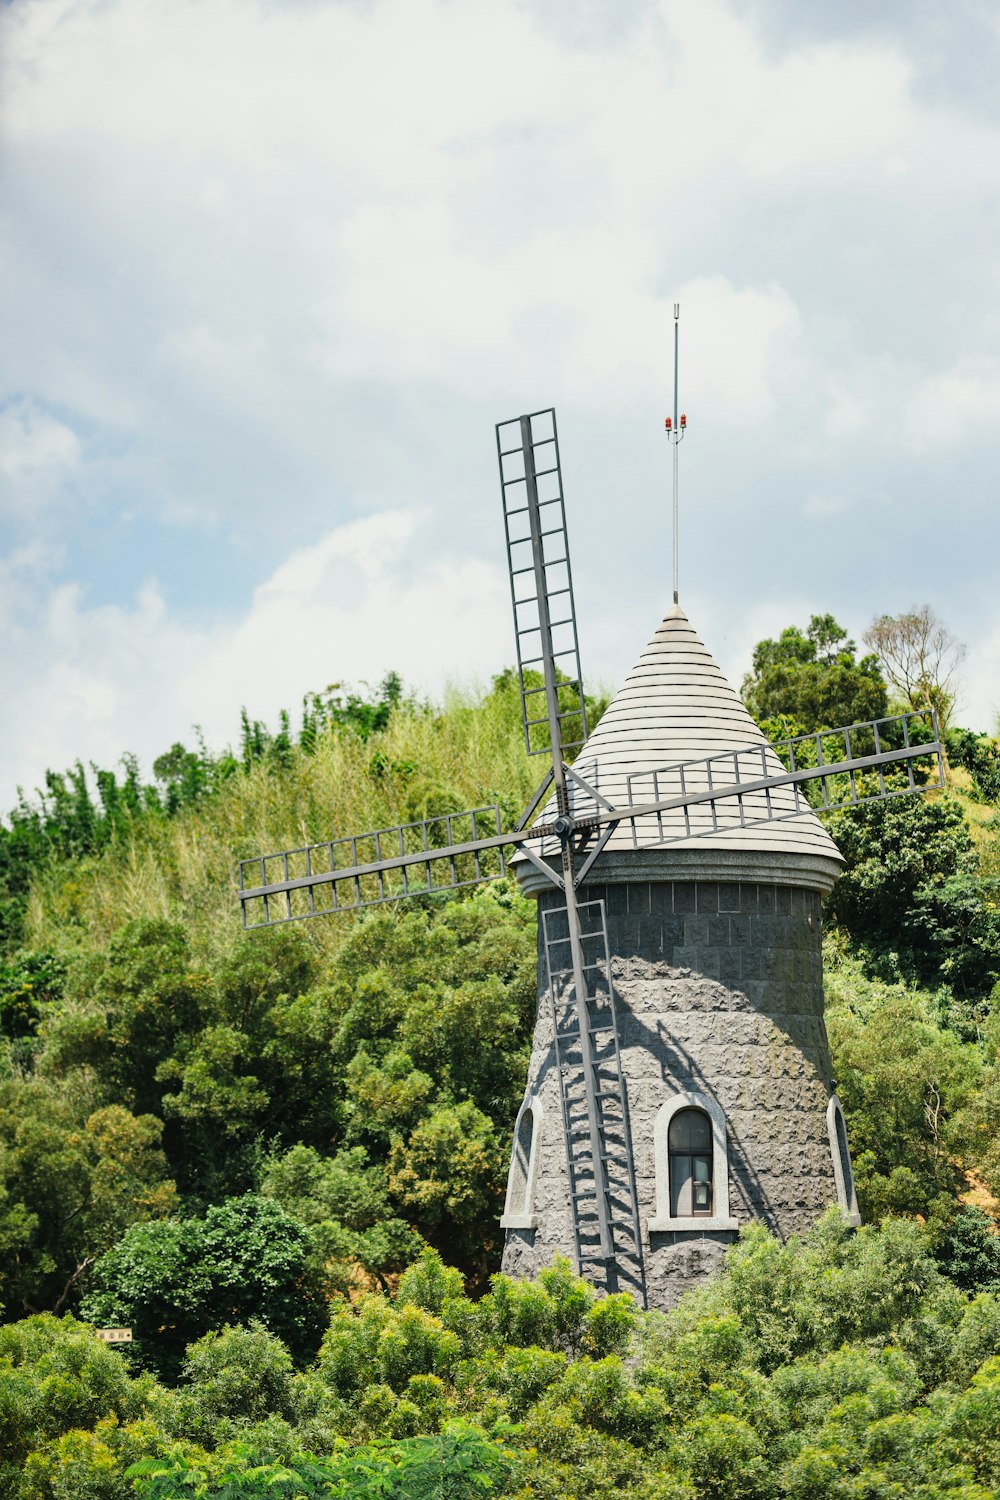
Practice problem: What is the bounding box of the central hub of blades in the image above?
[553,814,574,837]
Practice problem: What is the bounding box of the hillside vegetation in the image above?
[1,620,999,1497]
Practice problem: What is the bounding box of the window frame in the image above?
[826,1093,861,1226]
[668,1107,715,1218]
[649,1092,738,1233]
[500,1093,543,1230]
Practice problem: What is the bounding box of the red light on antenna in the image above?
[680,414,687,427]
[665,417,672,431]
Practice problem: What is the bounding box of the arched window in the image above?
[668,1108,714,1217]
[500,1094,543,1230]
[649,1092,738,1233]
[826,1094,861,1226]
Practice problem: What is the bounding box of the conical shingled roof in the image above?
[539,602,843,865]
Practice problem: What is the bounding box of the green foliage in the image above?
[0,677,421,955]
[319,1295,461,1399]
[0,753,205,952]
[0,1313,156,1494]
[961,1012,1000,1204]
[741,614,887,732]
[5,1227,1000,1496]
[0,875,534,1313]
[0,951,66,1041]
[387,1102,506,1274]
[936,1207,1000,1294]
[0,1075,177,1316]
[396,1250,465,1316]
[126,1422,514,1499]
[171,1322,299,1448]
[80,1196,328,1382]
[825,962,982,1223]
[946,726,1000,803]
[827,794,1000,1007]
[260,1144,422,1293]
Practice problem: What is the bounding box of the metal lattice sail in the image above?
[236,406,944,1302]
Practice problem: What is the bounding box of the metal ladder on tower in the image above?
[542,897,646,1305]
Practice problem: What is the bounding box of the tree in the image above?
[827,793,1000,1005]
[936,1206,1000,1293]
[864,604,966,730]
[260,1143,422,1292]
[388,1103,507,1278]
[0,950,66,1040]
[80,1195,328,1381]
[826,991,981,1224]
[944,726,1000,803]
[174,1320,298,1441]
[741,614,887,732]
[0,1078,176,1315]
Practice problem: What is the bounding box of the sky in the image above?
[1,0,999,809]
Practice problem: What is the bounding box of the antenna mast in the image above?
[666,303,686,605]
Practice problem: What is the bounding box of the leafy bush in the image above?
[936,1207,1000,1294]
[946,727,1000,804]
[4,1229,1000,1496]
[80,1196,327,1382]
[0,1314,155,1493]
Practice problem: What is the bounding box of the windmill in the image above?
[237,368,944,1308]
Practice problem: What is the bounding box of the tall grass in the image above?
[25,680,543,965]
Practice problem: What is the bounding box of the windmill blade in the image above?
[236,771,562,929]
[237,804,511,928]
[621,709,944,850]
[241,711,943,926]
[497,408,588,757]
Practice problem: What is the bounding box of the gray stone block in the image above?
[650,883,674,916]
[628,883,651,916]
[661,916,686,952]
[683,914,710,947]
[673,882,697,914]
[697,883,719,913]
[719,881,741,912]
[728,914,753,947]
[719,950,743,987]
[707,915,730,946]
[607,885,630,917]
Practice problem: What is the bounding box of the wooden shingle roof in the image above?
[540,602,844,865]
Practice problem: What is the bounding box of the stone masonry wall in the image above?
[500,877,845,1310]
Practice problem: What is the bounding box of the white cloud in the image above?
[0,510,510,801]
[963,629,1000,737]
[0,0,933,436]
[906,357,1000,450]
[2,0,1000,799]
[803,494,849,521]
[0,400,81,512]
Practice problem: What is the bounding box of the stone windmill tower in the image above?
[499,600,860,1310]
[237,378,941,1313]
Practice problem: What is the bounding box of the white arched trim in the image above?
[500,1093,544,1230]
[826,1094,861,1227]
[648,1091,739,1233]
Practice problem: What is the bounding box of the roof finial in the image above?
[665,302,687,605]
